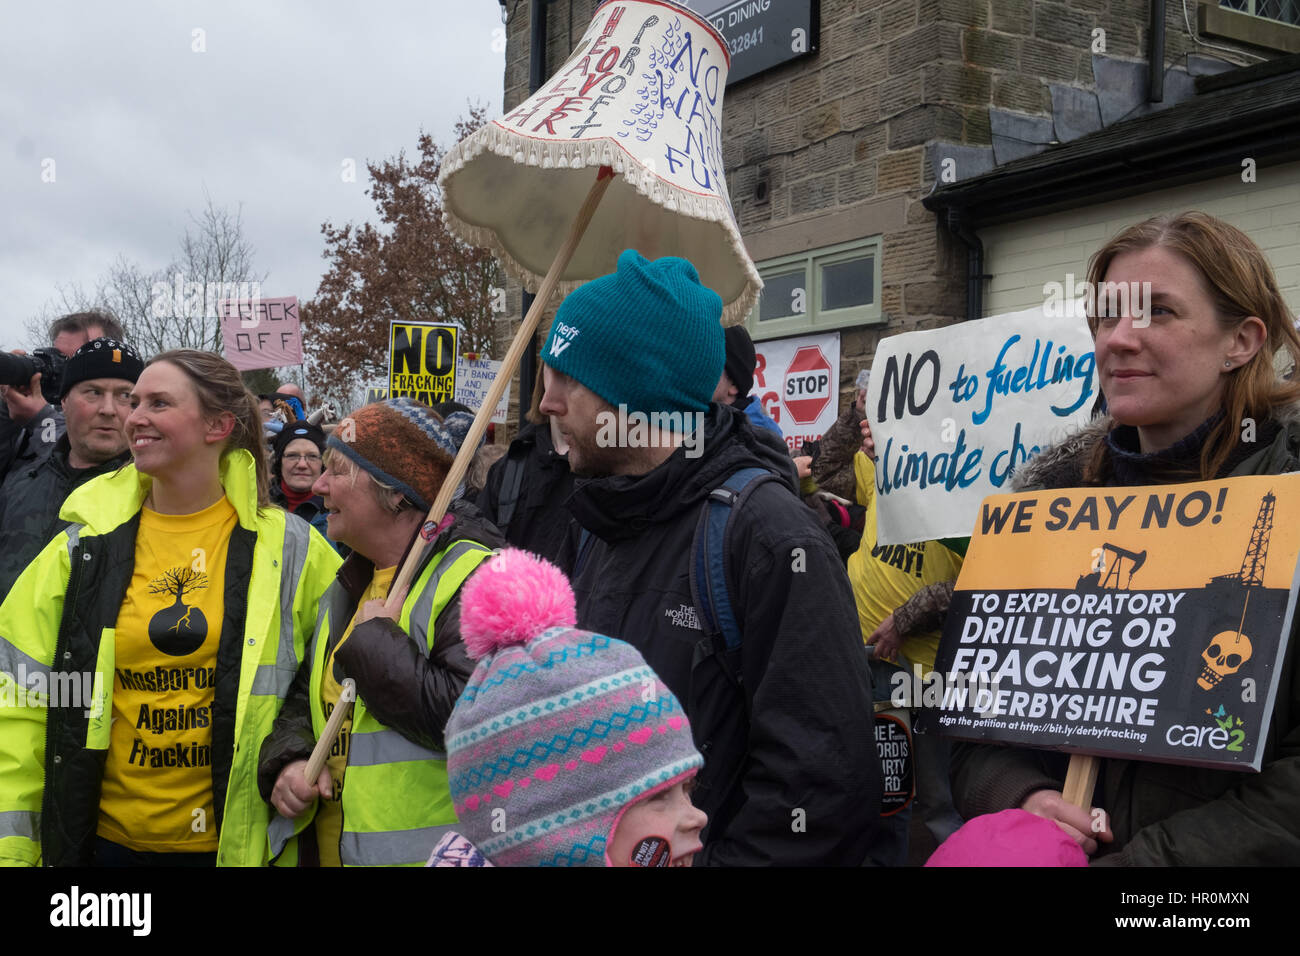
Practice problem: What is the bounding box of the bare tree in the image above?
[23,280,113,347]
[139,196,267,354]
[26,194,267,357]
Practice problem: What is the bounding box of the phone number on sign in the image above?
[727,27,762,55]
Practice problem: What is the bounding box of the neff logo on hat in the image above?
[548,322,580,358]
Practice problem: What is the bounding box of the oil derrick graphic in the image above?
[148,566,210,656]
[1077,543,1146,590]
[1199,492,1273,690]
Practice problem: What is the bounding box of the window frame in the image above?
[745,236,884,342]
[1201,1,1300,53]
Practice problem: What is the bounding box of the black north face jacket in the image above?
[568,404,881,866]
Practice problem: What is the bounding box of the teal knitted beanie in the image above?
[542,249,724,416]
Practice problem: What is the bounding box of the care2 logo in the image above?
[1164,722,1245,752]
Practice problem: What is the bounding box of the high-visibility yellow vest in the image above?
[272,538,492,867]
[0,450,341,867]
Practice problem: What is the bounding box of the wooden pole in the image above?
[383,164,616,611]
[1062,754,1099,810]
[301,167,617,787]
[304,678,355,787]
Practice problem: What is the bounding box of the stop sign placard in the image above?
[783,345,832,424]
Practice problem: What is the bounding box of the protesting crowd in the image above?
[0,210,1297,867]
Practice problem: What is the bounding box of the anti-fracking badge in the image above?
[914,474,1300,772]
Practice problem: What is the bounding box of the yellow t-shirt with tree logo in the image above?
[98,496,236,853]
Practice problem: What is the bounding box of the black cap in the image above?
[272,420,327,459]
[60,338,144,400]
[723,325,756,398]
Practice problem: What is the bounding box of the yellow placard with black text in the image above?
[388,322,457,406]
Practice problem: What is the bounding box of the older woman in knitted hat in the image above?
[257,398,503,866]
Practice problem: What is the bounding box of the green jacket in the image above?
[951,412,1300,865]
[0,449,341,866]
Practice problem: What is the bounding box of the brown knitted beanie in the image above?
[327,398,458,510]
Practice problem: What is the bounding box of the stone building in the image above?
[495,0,1300,433]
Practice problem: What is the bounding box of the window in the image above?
[746,236,883,341]
[1219,0,1300,26]
[1201,1,1300,52]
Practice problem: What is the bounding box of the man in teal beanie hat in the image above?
[540,250,882,867]
[543,249,724,418]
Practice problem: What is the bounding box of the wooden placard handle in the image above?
[304,678,355,788]
[382,165,616,612]
[1062,753,1099,810]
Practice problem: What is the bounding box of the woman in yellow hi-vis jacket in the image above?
[257,400,500,866]
[0,350,340,866]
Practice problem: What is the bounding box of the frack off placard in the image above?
[915,474,1300,771]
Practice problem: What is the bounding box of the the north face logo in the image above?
[664,604,702,631]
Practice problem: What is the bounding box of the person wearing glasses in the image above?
[270,421,335,549]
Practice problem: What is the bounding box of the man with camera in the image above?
[0,336,143,596]
[0,311,123,482]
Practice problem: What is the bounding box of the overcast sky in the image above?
[0,0,506,348]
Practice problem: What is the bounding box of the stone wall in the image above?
[499,0,1278,420]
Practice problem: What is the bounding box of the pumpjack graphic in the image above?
[148,566,210,656]
[1197,493,1273,690]
[1076,543,1146,590]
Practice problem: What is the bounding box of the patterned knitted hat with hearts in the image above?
[445,548,703,866]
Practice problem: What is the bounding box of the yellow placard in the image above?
[917,474,1300,771]
[388,322,457,406]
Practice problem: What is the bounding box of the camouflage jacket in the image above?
[892,580,957,639]
[810,405,863,502]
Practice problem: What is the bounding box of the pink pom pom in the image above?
[460,549,578,659]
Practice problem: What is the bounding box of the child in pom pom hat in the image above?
[428,548,707,867]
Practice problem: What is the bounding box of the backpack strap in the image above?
[690,467,780,652]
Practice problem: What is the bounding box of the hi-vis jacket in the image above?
[0,450,341,866]
[259,502,500,866]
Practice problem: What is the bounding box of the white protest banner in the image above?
[749,331,840,454]
[868,307,1097,545]
[454,355,510,424]
[219,296,302,371]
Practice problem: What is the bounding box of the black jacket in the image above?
[477,421,579,574]
[257,501,504,804]
[0,401,62,483]
[0,435,129,598]
[568,403,881,866]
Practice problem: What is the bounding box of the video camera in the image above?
[0,348,66,405]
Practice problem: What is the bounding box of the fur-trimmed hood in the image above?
[1010,416,1113,491]
[1010,400,1300,491]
